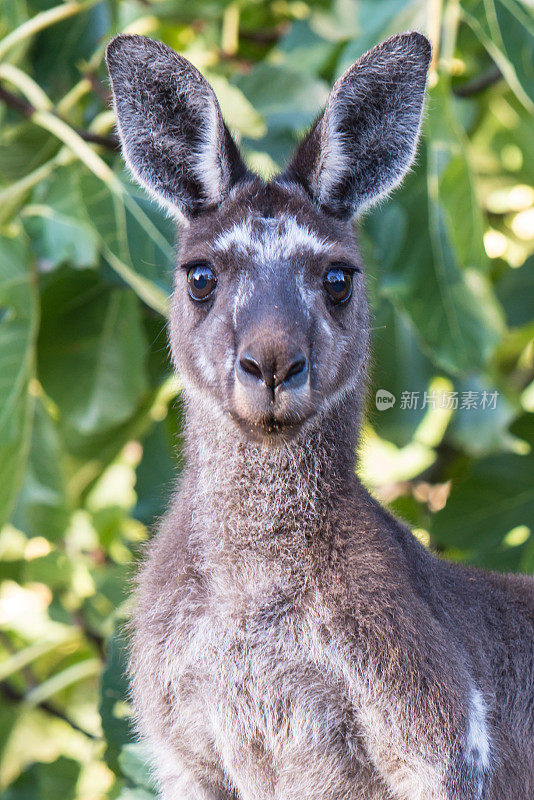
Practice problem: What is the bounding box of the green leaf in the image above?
[0,0,28,39]
[336,0,424,73]
[1,757,80,800]
[30,1,110,97]
[22,167,99,270]
[235,63,328,133]
[119,743,156,791]
[0,234,38,526]
[11,399,69,541]
[0,236,37,442]
[492,0,534,104]
[446,374,519,457]
[496,256,534,328]
[116,789,156,800]
[38,268,149,435]
[62,394,159,501]
[368,83,504,375]
[369,297,436,447]
[367,187,502,374]
[275,19,337,76]
[0,550,72,589]
[100,630,135,773]
[0,123,59,187]
[79,172,172,316]
[432,414,534,554]
[133,417,179,525]
[309,0,365,43]
[26,657,101,706]
[463,0,534,111]
[426,80,487,274]
[0,701,17,766]
[82,563,131,636]
[208,75,266,139]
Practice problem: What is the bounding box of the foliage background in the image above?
[0,0,533,797]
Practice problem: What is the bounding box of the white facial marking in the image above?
[214,216,331,263]
[224,348,235,375]
[214,219,253,254]
[233,271,255,327]
[296,272,315,318]
[195,346,217,383]
[278,216,329,257]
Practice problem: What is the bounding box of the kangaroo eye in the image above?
[323,267,353,304]
[187,263,217,301]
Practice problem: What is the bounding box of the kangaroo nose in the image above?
[237,349,309,393]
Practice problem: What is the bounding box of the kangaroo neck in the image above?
[183,393,363,585]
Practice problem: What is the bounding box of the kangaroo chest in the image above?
[159,590,388,799]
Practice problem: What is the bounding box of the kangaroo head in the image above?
[106,32,430,444]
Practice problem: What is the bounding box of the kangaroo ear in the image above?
[106,35,249,222]
[281,32,431,219]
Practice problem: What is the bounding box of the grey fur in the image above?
[281,31,431,217]
[106,35,248,221]
[106,32,534,800]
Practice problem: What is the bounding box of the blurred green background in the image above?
[0,0,533,797]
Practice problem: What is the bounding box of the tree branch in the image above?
[454,65,502,97]
[0,82,118,150]
[0,680,99,739]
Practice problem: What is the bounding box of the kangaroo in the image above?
[106,32,534,800]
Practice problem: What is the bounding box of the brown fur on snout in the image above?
[106,31,534,800]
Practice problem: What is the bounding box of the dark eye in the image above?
[187,263,217,301]
[323,267,353,304]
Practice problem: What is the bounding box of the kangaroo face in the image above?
[106,31,430,443]
[168,183,370,442]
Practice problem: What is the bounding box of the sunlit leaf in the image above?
[209,75,266,139]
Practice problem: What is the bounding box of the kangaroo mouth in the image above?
[228,407,313,444]
[229,365,318,443]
